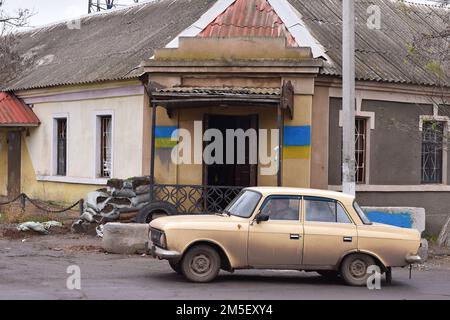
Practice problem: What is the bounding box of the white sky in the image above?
[1,0,144,28]
[0,0,444,28]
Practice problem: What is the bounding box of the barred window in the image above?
[56,118,67,176]
[99,116,112,178]
[341,118,367,184]
[355,118,367,184]
[421,121,444,184]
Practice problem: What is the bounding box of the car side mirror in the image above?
[256,213,270,224]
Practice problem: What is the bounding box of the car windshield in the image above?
[353,201,372,225]
[224,190,262,218]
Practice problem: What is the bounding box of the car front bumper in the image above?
[405,255,422,264]
[149,242,181,261]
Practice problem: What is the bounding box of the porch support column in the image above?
[277,103,283,187]
[149,102,157,202]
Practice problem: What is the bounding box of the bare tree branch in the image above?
[0,2,32,87]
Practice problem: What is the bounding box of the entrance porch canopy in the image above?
[150,84,294,119]
[147,83,294,190]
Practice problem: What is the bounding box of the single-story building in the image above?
[0,0,449,234]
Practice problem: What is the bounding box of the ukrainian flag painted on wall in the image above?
[283,126,311,159]
[155,126,178,149]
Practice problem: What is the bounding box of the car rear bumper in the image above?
[405,255,422,264]
[149,242,181,261]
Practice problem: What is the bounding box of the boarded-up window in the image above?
[421,121,443,184]
[100,116,112,178]
[56,118,67,176]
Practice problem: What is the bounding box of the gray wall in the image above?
[328,98,450,235]
[328,98,435,185]
[357,192,450,236]
[439,104,450,185]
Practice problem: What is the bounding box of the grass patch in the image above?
[424,234,438,243]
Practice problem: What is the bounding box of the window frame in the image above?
[339,117,369,184]
[421,120,445,184]
[355,117,368,184]
[303,196,354,225]
[99,115,112,178]
[52,113,69,177]
[258,195,302,222]
[95,111,114,179]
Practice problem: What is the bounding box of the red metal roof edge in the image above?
[0,92,40,126]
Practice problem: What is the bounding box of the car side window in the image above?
[305,197,352,224]
[259,196,301,221]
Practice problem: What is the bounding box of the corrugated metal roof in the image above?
[156,86,281,96]
[1,0,448,91]
[199,0,297,47]
[0,92,40,126]
[1,0,216,91]
[288,0,449,86]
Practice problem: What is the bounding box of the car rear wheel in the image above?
[340,253,375,286]
[169,260,182,275]
[181,245,221,283]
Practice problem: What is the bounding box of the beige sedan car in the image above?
[149,187,421,286]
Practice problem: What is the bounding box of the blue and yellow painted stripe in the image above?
[283,126,311,159]
[155,126,178,149]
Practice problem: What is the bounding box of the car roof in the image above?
[245,187,355,202]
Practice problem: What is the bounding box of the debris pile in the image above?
[17,221,63,234]
[72,177,152,235]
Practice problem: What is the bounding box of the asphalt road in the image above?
[1,235,450,300]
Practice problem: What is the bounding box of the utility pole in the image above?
[342,0,356,196]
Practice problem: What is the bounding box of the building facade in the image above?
[0,0,449,234]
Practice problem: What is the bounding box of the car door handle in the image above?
[343,236,353,242]
[290,234,301,240]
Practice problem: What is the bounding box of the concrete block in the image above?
[362,207,426,233]
[102,223,149,255]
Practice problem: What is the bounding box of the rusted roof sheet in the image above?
[0,92,40,126]
[288,0,449,86]
[156,87,281,96]
[1,0,216,91]
[198,0,297,46]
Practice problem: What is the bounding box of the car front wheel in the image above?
[181,245,221,283]
[340,253,376,286]
[169,260,182,275]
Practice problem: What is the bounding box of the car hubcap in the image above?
[191,254,211,275]
[349,259,367,278]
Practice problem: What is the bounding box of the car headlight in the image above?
[160,233,167,249]
[150,228,167,249]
